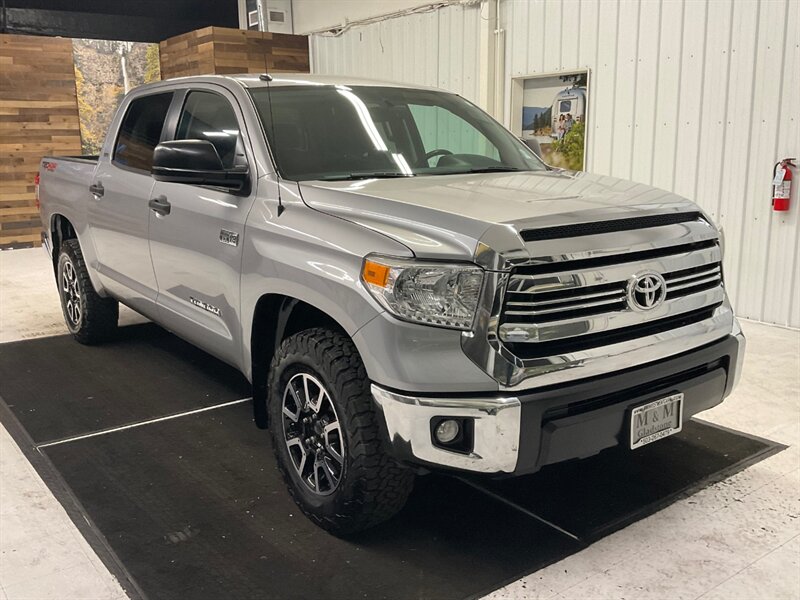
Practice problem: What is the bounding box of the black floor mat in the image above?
[0,327,784,600]
[41,401,579,600]
[473,419,771,542]
[0,323,249,444]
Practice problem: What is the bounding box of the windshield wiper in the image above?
[319,172,413,181]
[434,166,522,176]
[466,166,521,173]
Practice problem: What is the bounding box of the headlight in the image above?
[361,255,484,330]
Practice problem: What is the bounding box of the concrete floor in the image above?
[1,247,798,600]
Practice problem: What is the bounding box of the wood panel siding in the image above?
[0,33,81,249]
[159,26,309,79]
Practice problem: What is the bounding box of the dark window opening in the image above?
[114,92,173,172]
[176,91,244,170]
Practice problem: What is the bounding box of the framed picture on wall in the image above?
[72,39,161,155]
[509,70,590,171]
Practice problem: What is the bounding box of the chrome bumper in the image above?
[372,326,745,475]
[371,385,521,473]
[730,320,746,393]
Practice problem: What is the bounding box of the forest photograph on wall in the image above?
[72,39,161,154]
[519,71,588,171]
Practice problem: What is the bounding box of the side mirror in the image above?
[152,140,248,191]
[519,136,542,159]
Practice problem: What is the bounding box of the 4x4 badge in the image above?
[627,271,666,311]
[219,229,239,247]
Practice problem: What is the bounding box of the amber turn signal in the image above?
[362,260,390,287]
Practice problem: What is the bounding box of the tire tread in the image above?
[59,239,118,344]
[268,327,414,535]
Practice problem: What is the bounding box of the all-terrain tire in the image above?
[268,327,415,535]
[57,238,118,344]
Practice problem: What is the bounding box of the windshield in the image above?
[248,85,546,181]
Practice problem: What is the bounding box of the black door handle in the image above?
[149,195,171,216]
[89,182,104,197]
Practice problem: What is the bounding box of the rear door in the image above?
[148,85,257,367]
[89,91,173,313]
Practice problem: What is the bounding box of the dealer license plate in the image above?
[630,393,684,449]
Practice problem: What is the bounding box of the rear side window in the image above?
[114,92,173,171]
[176,91,243,169]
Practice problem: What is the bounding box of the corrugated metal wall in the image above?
[310,3,482,103]
[310,0,800,328]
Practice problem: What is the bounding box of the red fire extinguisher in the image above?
[772,158,795,212]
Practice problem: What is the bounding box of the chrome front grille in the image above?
[664,263,722,299]
[504,261,722,324]
[498,240,724,352]
[505,281,627,324]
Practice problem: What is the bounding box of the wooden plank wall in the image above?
[158,27,216,79]
[160,26,309,79]
[0,28,306,249]
[0,34,82,249]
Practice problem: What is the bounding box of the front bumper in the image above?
[373,329,745,475]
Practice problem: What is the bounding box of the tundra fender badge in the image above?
[219,229,239,247]
[189,297,221,316]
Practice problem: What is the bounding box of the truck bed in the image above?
[43,155,99,164]
[38,155,100,236]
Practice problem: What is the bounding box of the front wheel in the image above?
[268,328,414,535]
[57,239,118,344]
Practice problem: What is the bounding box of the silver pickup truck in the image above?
[38,74,745,534]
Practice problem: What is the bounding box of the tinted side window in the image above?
[176,91,243,169]
[114,92,173,171]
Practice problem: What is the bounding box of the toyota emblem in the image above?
[627,271,666,311]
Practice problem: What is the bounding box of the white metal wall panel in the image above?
[717,0,760,316]
[311,10,439,85]
[309,0,799,327]
[629,0,660,187]
[765,0,799,325]
[310,4,481,103]
[503,0,799,328]
[649,0,683,193]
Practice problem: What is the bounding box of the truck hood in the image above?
[297,170,705,266]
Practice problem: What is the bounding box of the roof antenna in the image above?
[259,73,284,216]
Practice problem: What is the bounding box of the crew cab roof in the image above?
[135,73,443,93]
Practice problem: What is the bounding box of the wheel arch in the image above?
[49,213,78,272]
[250,293,352,428]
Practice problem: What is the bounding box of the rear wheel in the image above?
[268,327,414,535]
[57,239,118,344]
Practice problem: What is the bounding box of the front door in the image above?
[89,91,173,314]
[148,87,256,367]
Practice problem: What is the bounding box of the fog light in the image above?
[435,419,460,444]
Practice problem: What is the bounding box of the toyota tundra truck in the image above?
[37,74,745,534]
